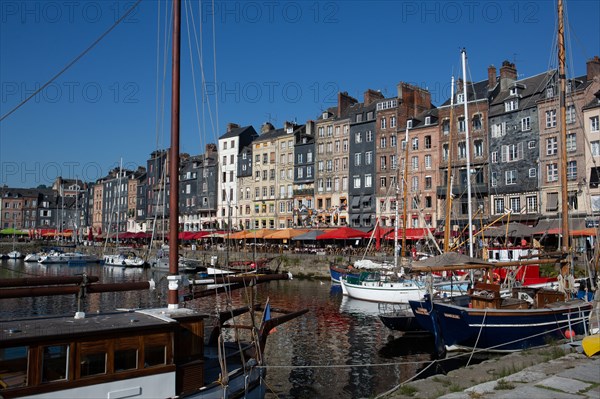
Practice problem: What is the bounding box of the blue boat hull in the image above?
[410,297,592,352]
[329,266,359,283]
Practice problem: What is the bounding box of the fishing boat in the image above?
[0,2,307,398]
[409,11,595,353]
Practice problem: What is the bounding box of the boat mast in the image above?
[401,126,409,258]
[168,0,181,309]
[558,0,570,253]
[444,76,455,252]
[461,49,474,258]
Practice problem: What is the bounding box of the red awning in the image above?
[316,227,369,240]
[385,228,433,240]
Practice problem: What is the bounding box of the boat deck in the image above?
[0,308,208,344]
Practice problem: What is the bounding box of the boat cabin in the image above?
[0,308,207,399]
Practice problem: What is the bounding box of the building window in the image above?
[458,142,466,159]
[546,137,558,155]
[526,195,537,212]
[491,122,506,137]
[380,176,387,188]
[505,99,518,112]
[425,176,432,189]
[380,136,387,148]
[381,117,387,129]
[380,156,387,171]
[509,197,521,212]
[365,174,372,188]
[365,151,372,165]
[458,117,465,133]
[366,131,373,142]
[491,172,497,187]
[591,116,600,132]
[425,154,432,169]
[442,119,450,134]
[494,198,505,214]
[390,116,396,128]
[521,117,531,131]
[354,153,361,166]
[563,104,577,124]
[567,160,577,180]
[411,156,418,171]
[592,141,600,156]
[442,144,449,161]
[411,176,419,191]
[505,170,517,185]
[474,139,483,158]
[546,109,557,128]
[472,114,482,130]
[568,191,578,210]
[412,137,418,150]
[390,135,397,147]
[529,168,537,178]
[353,176,361,189]
[547,163,558,182]
[566,133,576,152]
[502,143,523,162]
[491,151,497,163]
[355,132,362,143]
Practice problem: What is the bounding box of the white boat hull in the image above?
[340,278,427,303]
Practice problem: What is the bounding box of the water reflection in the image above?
[1,259,441,398]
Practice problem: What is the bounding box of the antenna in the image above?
[265,113,277,124]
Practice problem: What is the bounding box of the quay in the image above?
[382,345,600,399]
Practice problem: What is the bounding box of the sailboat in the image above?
[0,1,307,397]
[409,5,594,353]
[6,214,23,259]
[339,128,429,304]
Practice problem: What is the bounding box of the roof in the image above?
[439,78,492,107]
[488,71,553,116]
[219,125,258,140]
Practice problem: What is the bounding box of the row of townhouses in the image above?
[2,57,600,237]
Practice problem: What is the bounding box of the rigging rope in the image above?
[0,0,142,122]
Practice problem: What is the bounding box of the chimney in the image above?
[488,65,497,88]
[363,89,384,106]
[397,82,431,117]
[587,56,600,80]
[226,123,239,133]
[499,60,517,90]
[306,120,315,135]
[337,92,358,118]
[261,122,275,133]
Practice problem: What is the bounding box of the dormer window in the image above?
[424,116,431,125]
[407,120,413,129]
[546,86,555,98]
[457,93,465,104]
[509,87,518,96]
[505,99,518,112]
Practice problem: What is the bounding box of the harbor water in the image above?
[0,259,486,398]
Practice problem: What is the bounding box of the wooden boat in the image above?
[0,276,305,398]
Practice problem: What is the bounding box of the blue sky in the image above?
[1,0,599,188]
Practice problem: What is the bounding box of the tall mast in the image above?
[168,0,181,309]
[558,0,569,253]
[444,76,455,252]
[401,126,409,258]
[461,49,474,258]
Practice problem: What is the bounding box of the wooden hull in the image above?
[410,296,593,352]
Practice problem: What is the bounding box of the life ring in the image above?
[492,272,501,283]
